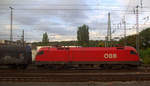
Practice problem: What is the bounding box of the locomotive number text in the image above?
[104,53,117,59]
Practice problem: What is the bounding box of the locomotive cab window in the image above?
[37,51,44,55]
[130,50,137,55]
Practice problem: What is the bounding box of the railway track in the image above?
[0,72,150,82]
[0,65,150,73]
[0,67,150,82]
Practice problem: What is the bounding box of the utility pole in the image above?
[136,5,140,53]
[105,36,108,47]
[140,0,143,8]
[22,29,24,47]
[123,16,127,46]
[9,7,13,42]
[107,12,111,47]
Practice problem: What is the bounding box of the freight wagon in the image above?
[0,45,32,68]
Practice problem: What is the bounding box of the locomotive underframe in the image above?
[35,61,140,69]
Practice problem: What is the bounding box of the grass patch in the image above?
[140,48,150,64]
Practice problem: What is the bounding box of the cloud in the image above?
[1,0,149,42]
[36,25,75,35]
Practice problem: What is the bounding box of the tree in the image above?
[119,28,150,49]
[140,28,150,49]
[119,35,136,48]
[77,24,89,47]
[42,32,49,45]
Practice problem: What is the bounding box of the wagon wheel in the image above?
[18,64,28,69]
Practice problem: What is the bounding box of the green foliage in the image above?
[119,28,150,49]
[50,41,78,46]
[42,32,49,45]
[140,48,150,64]
[33,41,78,47]
[140,28,150,49]
[88,40,106,47]
[119,35,136,48]
[32,40,106,47]
[77,24,89,47]
[89,40,99,47]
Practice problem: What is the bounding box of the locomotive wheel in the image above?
[111,65,123,70]
[123,65,138,70]
[100,64,112,69]
[62,64,72,69]
[100,64,123,70]
[9,64,18,69]
[53,65,65,70]
[38,64,65,70]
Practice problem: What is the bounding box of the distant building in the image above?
[0,40,25,46]
[0,40,13,45]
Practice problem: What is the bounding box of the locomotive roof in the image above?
[38,46,136,51]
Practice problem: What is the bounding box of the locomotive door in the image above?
[54,47,70,64]
[65,48,70,64]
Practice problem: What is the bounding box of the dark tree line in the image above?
[119,28,150,49]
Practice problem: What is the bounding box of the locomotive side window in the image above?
[130,50,137,55]
[37,51,44,55]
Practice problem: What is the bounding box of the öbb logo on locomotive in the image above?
[104,53,117,59]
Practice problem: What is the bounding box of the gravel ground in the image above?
[0,81,150,86]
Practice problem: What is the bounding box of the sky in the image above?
[0,0,150,42]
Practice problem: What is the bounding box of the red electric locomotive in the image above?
[35,46,140,69]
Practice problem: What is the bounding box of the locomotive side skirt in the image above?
[35,61,140,65]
